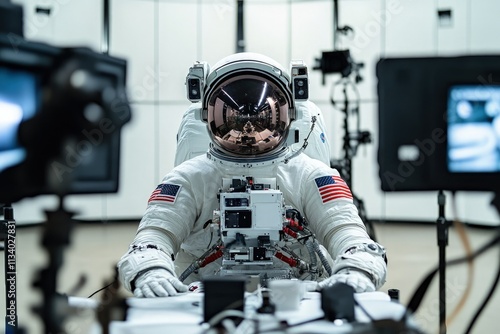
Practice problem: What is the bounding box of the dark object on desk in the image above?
[321,282,355,322]
[388,288,400,302]
[370,319,426,334]
[257,288,275,314]
[203,276,246,324]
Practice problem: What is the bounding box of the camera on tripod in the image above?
[377,55,500,192]
[313,50,364,85]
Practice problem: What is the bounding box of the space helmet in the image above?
[186,52,308,161]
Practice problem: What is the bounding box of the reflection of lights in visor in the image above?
[221,88,240,109]
[257,82,268,107]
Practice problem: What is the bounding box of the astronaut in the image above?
[117,52,387,298]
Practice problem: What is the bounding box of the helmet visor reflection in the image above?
[206,74,290,157]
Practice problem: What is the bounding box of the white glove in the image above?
[317,269,376,293]
[133,268,188,298]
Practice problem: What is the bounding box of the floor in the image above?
[1,221,499,334]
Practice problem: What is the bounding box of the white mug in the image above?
[268,279,302,312]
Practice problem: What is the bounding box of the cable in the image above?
[201,309,248,333]
[257,316,324,334]
[464,241,500,334]
[88,280,116,298]
[402,229,500,321]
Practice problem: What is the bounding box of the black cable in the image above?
[257,316,325,334]
[403,230,500,321]
[206,230,213,249]
[464,242,500,334]
[88,280,116,298]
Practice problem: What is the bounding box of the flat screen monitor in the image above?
[377,55,500,192]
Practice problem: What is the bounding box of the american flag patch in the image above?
[314,175,353,203]
[148,184,181,204]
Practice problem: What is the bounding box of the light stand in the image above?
[314,0,376,241]
[32,195,77,334]
[436,190,449,334]
[329,78,377,241]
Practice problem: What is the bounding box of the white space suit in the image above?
[117,52,387,297]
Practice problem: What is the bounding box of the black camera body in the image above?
[0,34,131,203]
[377,55,500,192]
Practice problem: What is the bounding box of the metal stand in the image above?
[436,190,449,334]
[330,81,376,241]
[32,196,76,334]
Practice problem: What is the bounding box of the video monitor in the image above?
[377,55,500,192]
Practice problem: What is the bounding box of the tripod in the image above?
[31,196,78,334]
[329,78,377,241]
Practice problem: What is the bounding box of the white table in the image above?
[75,290,423,334]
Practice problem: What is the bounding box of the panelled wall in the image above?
[10,0,500,226]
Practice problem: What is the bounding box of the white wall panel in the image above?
[334,0,383,101]
[19,0,56,43]
[199,0,237,65]
[470,0,500,53]
[244,1,290,70]
[65,193,105,221]
[384,0,436,56]
[18,0,102,50]
[436,0,468,55]
[290,0,333,103]
[11,195,59,225]
[458,192,499,226]
[106,104,157,220]
[51,0,102,51]
[157,103,189,178]
[383,191,452,222]
[110,0,155,103]
[158,1,198,102]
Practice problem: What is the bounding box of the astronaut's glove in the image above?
[326,242,387,291]
[317,268,376,293]
[133,268,188,298]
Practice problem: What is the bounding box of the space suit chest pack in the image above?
[201,176,333,285]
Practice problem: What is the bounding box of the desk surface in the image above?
[76,290,424,334]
